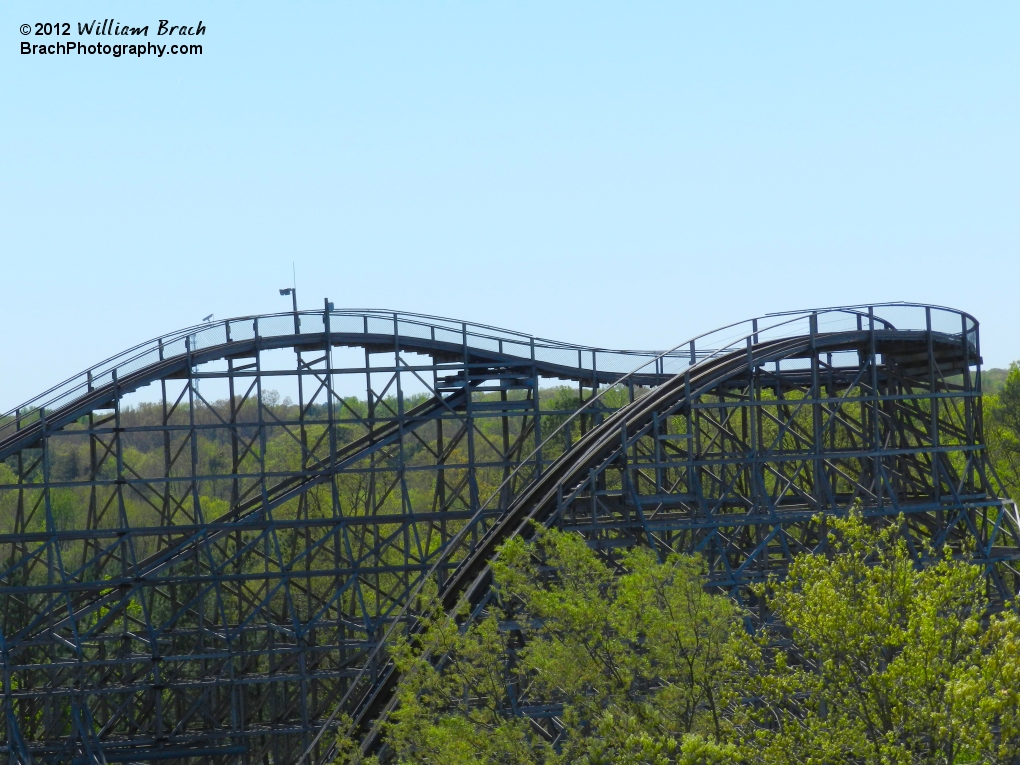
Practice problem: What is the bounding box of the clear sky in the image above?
[2,1,1018,409]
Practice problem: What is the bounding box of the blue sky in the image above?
[2,1,1018,408]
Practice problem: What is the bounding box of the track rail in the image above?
[0,310,678,458]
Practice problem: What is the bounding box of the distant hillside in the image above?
[983,367,1010,394]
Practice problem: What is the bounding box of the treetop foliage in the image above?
[341,508,1020,765]
[985,362,1020,503]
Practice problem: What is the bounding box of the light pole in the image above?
[192,315,213,398]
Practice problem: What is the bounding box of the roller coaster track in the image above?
[343,337,807,754]
[0,311,671,461]
[315,314,1020,761]
[0,304,1016,765]
[0,316,667,653]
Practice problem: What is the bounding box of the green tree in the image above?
[337,513,1020,765]
[380,580,544,765]
[986,362,1020,500]
[495,532,739,764]
[365,528,739,765]
[730,510,1020,765]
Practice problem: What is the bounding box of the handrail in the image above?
[0,303,977,448]
[296,301,980,764]
[0,308,684,444]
